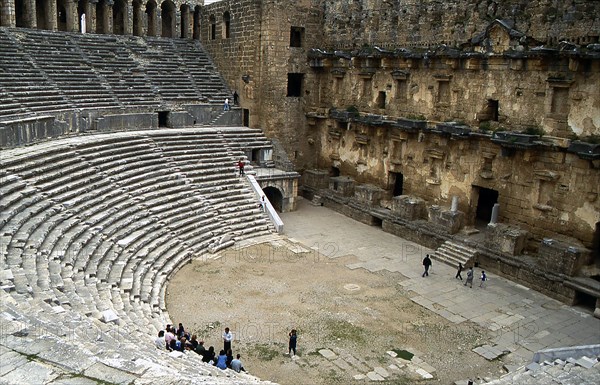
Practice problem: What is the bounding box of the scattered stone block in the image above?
[100,309,119,324]
[353,374,366,380]
[318,348,337,360]
[575,356,597,369]
[366,371,385,381]
[373,367,389,377]
[414,367,433,379]
[386,350,398,358]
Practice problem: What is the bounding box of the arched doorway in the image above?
[77,0,88,33]
[161,0,175,38]
[193,6,201,40]
[263,186,284,213]
[35,0,49,30]
[57,0,67,31]
[145,0,157,37]
[96,0,109,34]
[113,0,127,35]
[132,0,143,36]
[16,0,28,27]
[180,4,190,38]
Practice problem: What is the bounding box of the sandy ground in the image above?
[166,243,504,384]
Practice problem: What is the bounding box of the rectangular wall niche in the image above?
[290,26,305,47]
[287,73,304,97]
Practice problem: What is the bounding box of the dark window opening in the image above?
[475,186,498,224]
[488,99,499,121]
[223,11,230,39]
[372,217,383,227]
[251,148,260,163]
[287,73,304,97]
[331,166,340,177]
[290,26,304,47]
[158,111,169,127]
[377,91,386,109]
[592,222,600,267]
[209,15,216,40]
[243,109,250,127]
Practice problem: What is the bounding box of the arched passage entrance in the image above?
[132,0,143,36]
[96,0,110,34]
[35,0,49,30]
[161,0,175,38]
[263,186,284,213]
[145,0,157,37]
[180,4,190,38]
[113,0,127,35]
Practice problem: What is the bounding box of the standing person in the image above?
[422,254,432,277]
[223,327,233,353]
[480,270,487,288]
[287,329,297,356]
[231,354,246,373]
[224,98,230,111]
[237,158,245,176]
[464,266,474,288]
[260,195,266,212]
[233,91,239,106]
[455,262,463,280]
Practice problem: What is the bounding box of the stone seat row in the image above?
[1,128,274,342]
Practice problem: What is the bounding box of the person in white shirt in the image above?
[223,327,233,352]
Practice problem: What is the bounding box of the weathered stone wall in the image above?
[321,0,600,48]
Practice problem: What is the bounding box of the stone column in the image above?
[451,196,459,212]
[125,2,132,35]
[66,0,79,32]
[489,203,500,225]
[47,0,58,31]
[155,9,161,38]
[1,0,16,27]
[106,0,114,34]
[24,0,37,28]
[87,0,97,33]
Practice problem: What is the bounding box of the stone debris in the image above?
[318,348,337,360]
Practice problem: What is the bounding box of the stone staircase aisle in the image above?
[430,240,478,268]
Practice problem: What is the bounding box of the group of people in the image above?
[422,254,488,288]
[224,91,239,111]
[154,324,246,373]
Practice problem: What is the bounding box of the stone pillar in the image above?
[1,0,16,27]
[489,203,499,225]
[451,196,459,212]
[125,2,132,35]
[87,0,97,33]
[24,0,37,28]
[47,0,58,31]
[66,0,78,32]
[155,9,162,37]
[106,0,113,34]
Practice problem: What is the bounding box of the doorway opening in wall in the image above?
[158,111,169,127]
[331,166,340,177]
[263,186,283,212]
[390,172,404,196]
[287,73,304,97]
[371,216,383,228]
[487,99,499,121]
[377,91,386,109]
[473,186,498,226]
[243,109,250,127]
[251,148,260,165]
[573,291,597,313]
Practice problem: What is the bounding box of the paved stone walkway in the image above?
[280,198,600,379]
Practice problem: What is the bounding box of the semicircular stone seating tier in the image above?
[0,127,277,384]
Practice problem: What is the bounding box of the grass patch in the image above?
[324,319,366,345]
[250,342,285,361]
[392,349,414,361]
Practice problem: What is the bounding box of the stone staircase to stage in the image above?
[0,127,277,385]
[430,240,478,268]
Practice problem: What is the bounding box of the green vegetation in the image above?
[406,114,427,121]
[324,319,366,345]
[392,349,414,361]
[479,121,491,131]
[523,126,545,136]
[249,342,285,361]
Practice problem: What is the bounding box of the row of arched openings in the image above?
[4,0,205,39]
